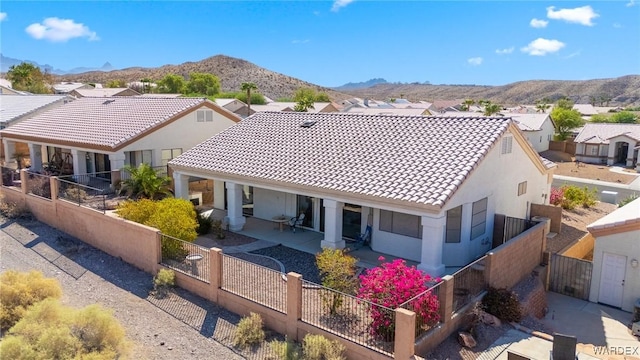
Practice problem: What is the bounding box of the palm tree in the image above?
[294,96,315,112]
[483,102,502,116]
[240,82,258,117]
[461,99,475,111]
[119,163,172,200]
[535,99,551,113]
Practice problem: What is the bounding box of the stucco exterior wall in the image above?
[522,119,554,153]
[589,230,640,312]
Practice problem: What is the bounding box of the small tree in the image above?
[186,72,221,96]
[461,99,475,111]
[555,97,574,110]
[315,248,357,314]
[535,99,551,113]
[551,108,584,141]
[610,111,638,124]
[240,82,258,116]
[106,79,126,88]
[357,257,440,341]
[294,96,315,112]
[119,163,172,200]
[157,74,186,93]
[483,102,502,116]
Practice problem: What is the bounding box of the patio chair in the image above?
[289,213,305,233]
[349,224,371,250]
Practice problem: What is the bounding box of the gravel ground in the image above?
[250,245,323,284]
[0,215,274,360]
[545,201,617,253]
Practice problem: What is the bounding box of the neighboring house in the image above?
[214,99,250,118]
[0,86,29,95]
[169,112,555,275]
[343,107,429,116]
[53,82,93,94]
[0,97,240,184]
[509,113,556,153]
[69,88,140,98]
[573,104,598,119]
[0,94,73,161]
[573,123,640,167]
[588,197,640,312]
[429,99,464,113]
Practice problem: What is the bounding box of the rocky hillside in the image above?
[346,75,640,106]
[57,55,349,101]
[57,54,639,105]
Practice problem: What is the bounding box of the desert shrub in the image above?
[302,334,346,360]
[561,185,597,209]
[316,248,357,314]
[153,269,176,298]
[0,298,129,359]
[196,213,213,235]
[549,187,564,206]
[0,270,62,331]
[269,338,302,360]
[481,287,522,322]
[26,175,51,198]
[233,312,265,349]
[618,193,639,207]
[0,197,32,220]
[357,257,440,341]
[212,219,226,239]
[116,198,198,259]
[64,186,88,202]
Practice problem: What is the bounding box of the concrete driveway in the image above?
[477,292,640,360]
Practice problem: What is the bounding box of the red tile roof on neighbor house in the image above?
[170,112,538,208]
[0,97,237,150]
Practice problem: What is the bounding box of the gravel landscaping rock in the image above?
[250,245,323,284]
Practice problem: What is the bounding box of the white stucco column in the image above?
[225,182,246,231]
[3,140,16,166]
[321,199,345,249]
[213,180,225,210]
[626,142,635,167]
[28,143,43,171]
[173,172,189,200]
[109,152,126,171]
[71,149,88,177]
[418,215,446,277]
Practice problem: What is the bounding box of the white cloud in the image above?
[530,18,548,28]
[626,0,635,7]
[331,0,354,12]
[546,6,599,26]
[292,39,310,44]
[467,57,483,66]
[521,38,566,56]
[0,12,7,22]
[495,47,514,55]
[25,17,99,42]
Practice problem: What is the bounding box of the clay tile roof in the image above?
[170,112,513,208]
[0,96,208,149]
[574,123,640,144]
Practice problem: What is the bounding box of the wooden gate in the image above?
[549,253,593,300]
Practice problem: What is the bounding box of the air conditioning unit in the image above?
[188,192,203,206]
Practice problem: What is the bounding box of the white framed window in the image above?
[196,109,214,122]
[445,205,462,243]
[518,181,527,196]
[470,198,487,240]
[379,210,421,238]
[161,148,182,167]
[586,145,598,155]
[501,136,513,154]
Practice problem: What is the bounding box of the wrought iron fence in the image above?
[301,280,395,356]
[0,166,21,188]
[503,216,536,244]
[398,283,442,339]
[549,253,592,300]
[58,172,113,193]
[160,234,210,283]
[221,254,286,313]
[57,178,107,213]
[25,171,52,199]
[451,256,487,313]
[120,165,169,181]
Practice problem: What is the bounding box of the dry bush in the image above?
[269,338,301,360]
[0,270,62,331]
[152,269,176,299]
[233,312,265,349]
[302,334,346,360]
[0,196,32,220]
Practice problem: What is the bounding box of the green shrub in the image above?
[196,213,213,235]
[302,334,346,360]
[316,248,357,314]
[269,338,301,360]
[233,312,265,349]
[619,193,639,207]
[0,298,129,359]
[153,269,176,298]
[115,199,157,224]
[0,270,62,331]
[561,185,597,209]
[481,287,522,323]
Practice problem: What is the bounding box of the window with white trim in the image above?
[379,210,421,238]
[161,148,182,167]
[586,145,598,155]
[445,205,462,243]
[196,110,214,122]
[501,136,513,154]
[470,198,487,240]
[517,181,527,196]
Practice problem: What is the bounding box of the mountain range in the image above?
[4,54,639,105]
[0,54,114,75]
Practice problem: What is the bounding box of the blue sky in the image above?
[1,1,638,87]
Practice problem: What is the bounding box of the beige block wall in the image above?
[561,233,594,259]
[530,203,562,234]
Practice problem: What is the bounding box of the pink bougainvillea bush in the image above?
[357,257,440,340]
[550,187,564,206]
